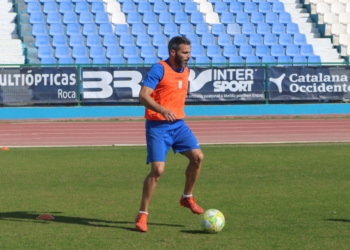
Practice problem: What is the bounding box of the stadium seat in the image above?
[75,2,89,14]
[246,56,260,64]
[190,12,205,25]
[251,12,264,25]
[229,2,243,13]
[120,34,135,47]
[90,45,105,58]
[236,12,250,25]
[286,23,300,35]
[59,57,74,64]
[63,12,78,25]
[144,56,159,64]
[124,45,139,58]
[292,55,307,65]
[43,2,58,14]
[256,45,270,58]
[35,35,51,48]
[52,35,68,47]
[49,23,65,36]
[207,45,221,58]
[93,56,108,64]
[258,2,272,14]
[293,34,308,45]
[195,55,210,65]
[99,24,114,36]
[184,2,198,14]
[271,23,285,36]
[218,34,232,47]
[59,2,74,13]
[206,12,220,25]
[95,13,110,25]
[55,45,71,58]
[164,23,178,37]
[212,55,227,65]
[128,56,143,65]
[86,35,102,47]
[214,2,228,14]
[211,24,226,36]
[271,45,285,57]
[196,23,210,36]
[279,34,293,46]
[229,56,244,64]
[143,12,158,25]
[249,34,263,47]
[279,12,292,24]
[66,23,81,37]
[257,23,271,35]
[147,23,162,36]
[272,2,285,13]
[138,2,152,14]
[220,12,235,25]
[32,24,48,36]
[153,2,167,14]
[244,2,257,14]
[79,12,94,24]
[174,12,189,25]
[265,12,279,25]
[153,34,167,47]
[233,34,248,47]
[227,23,241,36]
[38,46,54,59]
[27,2,41,14]
[70,34,85,47]
[41,57,57,64]
[30,13,46,24]
[127,12,142,25]
[239,45,254,58]
[122,2,137,13]
[110,56,125,64]
[264,34,278,46]
[136,34,152,47]
[180,23,195,36]
[201,34,216,47]
[157,45,169,60]
[105,46,121,59]
[308,55,321,65]
[186,34,200,45]
[115,24,129,37]
[111,12,127,25]
[83,24,98,36]
[72,45,89,58]
[131,23,147,36]
[91,2,105,13]
[261,56,276,63]
[169,2,183,14]
[300,45,315,56]
[285,45,300,57]
[277,55,292,65]
[223,45,238,58]
[242,23,256,35]
[75,57,91,64]
[140,45,157,58]
[191,45,206,58]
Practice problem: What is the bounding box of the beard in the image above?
[175,53,188,68]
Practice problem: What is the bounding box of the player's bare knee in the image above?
[191,151,204,168]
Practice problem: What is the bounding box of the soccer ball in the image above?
[200,209,225,233]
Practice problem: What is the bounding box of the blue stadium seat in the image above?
[236,12,250,25]
[75,2,89,14]
[110,56,125,64]
[35,35,51,47]
[239,45,254,58]
[261,56,276,63]
[59,57,74,64]
[144,56,159,64]
[271,45,285,57]
[91,2,105,14]
[59,2,74,13]
[196,23,210,36]
[164,0,177,5]
[99,23,114,36]
[258,2,271,14]
[120,34,135,47]
[90,45,105,58]
[157,45,169,60]
[220,12,235,25]
[95,13,110,25]
[201,34,216,47]
[131,23,147,36]
[223,45,238,58]
[66,23,81,36]
[242,23,256,35]
[30,12,45,24]
[169,2,183,14]
[286,23,300,35]
[285,45,300,56]
[164,23,178,37]
[244,2,257,14]
[115,24,129,37]
[249,34,263,47]
[300,45,314,56]
[250,12,264,25]
[246,56,260,64]
[212,56,227,65]
[38,46,54,59]
[106,45,122,58]
[124,45,139,58]
[41,57,57,64]
[290,40,308,54]
[43,2,58,14]
[47,12,62,25]
[190,12,205,25]
[136,34,152,47]
[227,23,241,36]
[122,2,137,13]
[93,57,108,64]
[153,34,167,47]
[153,2,167,14]
[79,12,94,24]
[214,2,229,14]
[86,35,102,47]
[191,45,205,58]
[148,23,162,36]
[55,45,71,58]
[229,2,243,13]
[229,56,244,64]
[211,24,226,36]
[279,12,292,24]
[233,34,248,47]
[128,56,143,65]
[264,34,278,46]
[207,45,221,58]
[255,45,270,58]
[174,12,189,25]
[272,2,285,13]
[83,24,98,36]
[143,12,158,25]
[271,23,285,36]
[308,55,321,65]
[218,34,232,47]
[279,34,293,46]
[49,23,65,36]
[52,35,68,47]
[138,2,152,14]
[63,12,78,25]
[184,2,198,14]
[70,34,85,47]
[265,12,279,25]
[159,12,175,25]
[277,55,291,65]
[186,34,200,45]
[256,23,271,35]
[180,23,194,35]
[75,57,91,64]
[32,24,48,36]
[292,55,307,65]
[127,12,142,24]
[27,2,41,14]
[141,45,157,58]
[195,55,210,65]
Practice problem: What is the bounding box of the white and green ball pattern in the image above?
[200,209,225,233]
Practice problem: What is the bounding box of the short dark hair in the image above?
[168,36,191,53]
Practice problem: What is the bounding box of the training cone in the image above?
[36,213,55,220]
[1,147,9,151]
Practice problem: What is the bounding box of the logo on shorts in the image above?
[178,80,183,89]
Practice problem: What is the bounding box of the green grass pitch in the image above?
[0,144,350,249]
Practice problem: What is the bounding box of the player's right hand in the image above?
[161,109,177,122]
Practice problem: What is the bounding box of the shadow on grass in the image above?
[325,218,350,223]
[0,211,184,231]
[180,230,208,234]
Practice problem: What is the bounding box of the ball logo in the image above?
[178,80,182,89]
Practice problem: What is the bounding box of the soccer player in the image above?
[135,36,205,232]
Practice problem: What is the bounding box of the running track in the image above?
[1,118,350,147]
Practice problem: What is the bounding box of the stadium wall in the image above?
[1,103,350,120]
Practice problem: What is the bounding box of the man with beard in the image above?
[135,36,205,232]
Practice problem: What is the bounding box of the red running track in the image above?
[0,118,350,147]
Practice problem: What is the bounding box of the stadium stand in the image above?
[5,0,347,65]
